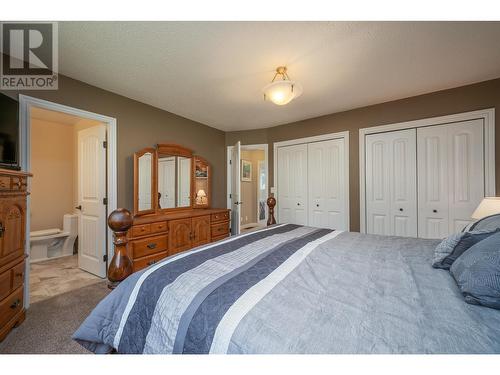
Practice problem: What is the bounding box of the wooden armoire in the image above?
[0,169,31,341]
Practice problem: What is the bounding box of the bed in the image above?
[73,223,500,354]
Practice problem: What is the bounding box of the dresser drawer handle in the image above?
[10,299,21,309]
[147,260,158,266]
[147,243,157,249]
[15,272,23,277]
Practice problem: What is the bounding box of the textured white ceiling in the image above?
[58,22,500,131]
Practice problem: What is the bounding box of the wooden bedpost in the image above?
[107,208,134,290]
[267,196,277,226]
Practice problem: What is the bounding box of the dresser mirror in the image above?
[134,148,156,215]
[133,144,210,216]
[157,154,192,209]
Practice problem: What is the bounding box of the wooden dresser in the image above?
[0,169,31,342]
[127,208,230,272]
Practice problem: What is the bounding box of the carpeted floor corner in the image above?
[0,281,110,354]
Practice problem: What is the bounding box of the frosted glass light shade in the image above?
[263,80,303,106]
[197,189,207,198]
[472,197,500,220]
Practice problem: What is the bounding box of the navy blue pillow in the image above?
[450,231,500,310]
[432,229,500,269]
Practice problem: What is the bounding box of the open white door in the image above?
[231,141,241,235]
[77,125,107,278]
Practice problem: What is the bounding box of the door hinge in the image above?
[103,197,108,205]
[229,193,232,199]
[103,254,108,262]
[103,141,107,148]
[229,159,232,165]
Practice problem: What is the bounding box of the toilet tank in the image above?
[63,214,79,236]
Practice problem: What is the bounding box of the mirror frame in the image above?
[133,147,157,216]
[134,143,212,216]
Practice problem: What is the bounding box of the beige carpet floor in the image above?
[0,281,110,354]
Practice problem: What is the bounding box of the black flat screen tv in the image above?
[0,93,20,170]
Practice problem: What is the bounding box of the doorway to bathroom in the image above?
[226,143,268,235]
[19,95,117,307]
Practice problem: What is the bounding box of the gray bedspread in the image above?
[73,224,500,354]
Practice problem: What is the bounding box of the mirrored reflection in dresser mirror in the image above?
[137,150,154,213]
[157,155,192,209]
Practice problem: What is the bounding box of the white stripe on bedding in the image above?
[209,230,343,354]
[112,224,288,348]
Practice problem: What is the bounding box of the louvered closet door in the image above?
[365,129,417,236]
[277,144,308,225]
[308,139,346,230]
[417,119,484,238]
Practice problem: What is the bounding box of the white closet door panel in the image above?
[277,144,308,225]
[417,125,449,239]
[389,130,417,237]
[365,135,391,235]
[158,157,176,209]
[308,139,346,230]
[447,119,484,232]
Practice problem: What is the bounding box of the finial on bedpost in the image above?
[267,196,277,226]
[107,208,134,289]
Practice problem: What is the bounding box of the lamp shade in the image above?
[471,197,500,220]
[263,80,303,106]
[197,189,207,198]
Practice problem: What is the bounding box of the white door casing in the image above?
[77,125,107,278]
[365,129,417,236]
[277,144,308,225]
[231,141,241,235]
[307,139,347,230]
[158,156,175,209]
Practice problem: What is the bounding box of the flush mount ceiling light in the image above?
[263,66,303,106]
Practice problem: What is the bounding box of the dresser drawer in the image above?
[211,222,229,237]
[150,221,168,234]
[131,224,151,237]
[0,287,23,328]
[0,270,11,300]
[133,251,168,272]
[130,235,168,259]
[211,211,229,223]
[11,261,25,291]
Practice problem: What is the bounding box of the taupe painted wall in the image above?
[1,73,227,210]
[30,118,75,231]
[226,78,500,232]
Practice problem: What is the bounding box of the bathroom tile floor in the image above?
[30,255,103,303]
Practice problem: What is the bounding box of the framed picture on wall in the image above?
[241,159,252,181]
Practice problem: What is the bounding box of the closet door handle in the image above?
[75,205,82,210]
[433,209,438,213]
[316,204,320,207]
[297,203,301,206]
[399,208,403,212]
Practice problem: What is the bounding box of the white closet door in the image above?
[277,144,308,225]
[365,129,417,236]
[177,156,191,207]
[447,119,484,233]
[417,125,450,239]
[308,139,346,230]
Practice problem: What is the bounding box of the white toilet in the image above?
[30,214,79,263]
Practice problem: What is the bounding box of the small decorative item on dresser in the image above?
[196,189,207,205]
[267,196,277,226]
